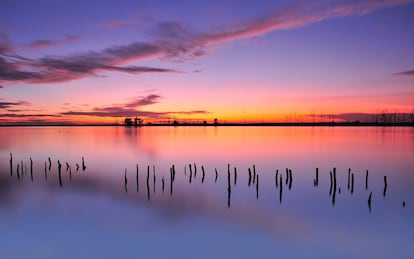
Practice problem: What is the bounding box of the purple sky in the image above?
[1,0,414,124]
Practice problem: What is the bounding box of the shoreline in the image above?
[1,122,413,127]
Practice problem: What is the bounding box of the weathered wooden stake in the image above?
[332,168,337,205]
[215,168,218,183]
[9,153,13,176]
[194,163,197,178]
[248,168,252,186]
[65,162,70,172]
[124,169,128,193]
[275,170,279,188]
[30,157,33,182]
[288,169,292,190]
[368,192,372,212]
[76,163,79,171]
[58,160,62,187]
[329,171,333,196]
[234,167,237,186]
[82,157,86,171]
[314,167,319,186]
[402,201,406,208]
[383,176,387,197]
[170,167,173,195]
[279,175,283,204]
[162,176,165,193]
[184,165,187,176]
[17,164,20,180]
[153,165,156,194]
[146,165,150,200]
[351,173,354,194]
[201,166,205,183]
[48,157,52,171]
[253,165,256,184]
[365,170,369,190]
[347,168,351,190]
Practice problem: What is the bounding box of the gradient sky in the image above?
[1,0,414,124]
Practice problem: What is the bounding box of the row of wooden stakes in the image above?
[8,153,406,210]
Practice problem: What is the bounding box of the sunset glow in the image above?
[1,0,413,124]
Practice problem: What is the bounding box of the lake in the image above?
[0,126,413,258]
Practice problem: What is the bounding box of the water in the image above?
[0,126,413,258]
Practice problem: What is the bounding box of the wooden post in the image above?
[48,157,52,171]
[17,163,20,180]
[82,157,86,171]
[194,163,197,178]
[332,168,337,205]
[351,173,354,194]
[256,174,259,200]
[248,168,252,186]
[279,174,283,204]
[162,176,165,193]
[201,166,205,183]
[146,165,150,200]
[368,192,372,212]
[76,163,79,171]
[30,157,33,182]
[227,169,231,208]
[365,170,369,190]
[275,170,279,188]
[58,160,62,187]
[347,168,351,190]
[329,171,333,196]
[383,176,387,197]
[170,167,173,196]
[124,169,128,193]
[234,167,237,186]
[184,165,187,176]
[215,168,218,183]
[314,168,319,187]
[9,153,13,176]
[153,165,156,194]
[252,165,256,184]
[65,162,70,172]
[288,169,292,190]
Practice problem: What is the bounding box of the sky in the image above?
[1,0,414,124]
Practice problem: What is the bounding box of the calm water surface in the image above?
[0,126,413,258]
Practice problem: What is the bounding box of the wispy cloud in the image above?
[393,70,414,76]
[203,0,412,44]
[28,35,80,50]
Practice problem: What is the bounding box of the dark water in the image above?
[0,126,413,258]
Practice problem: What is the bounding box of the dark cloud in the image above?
[28,35,80,50]
[0,41,178,84]
[0,100,31,109]
[125,94,161,108]
[0,113,59,118]
[393,70,414,76]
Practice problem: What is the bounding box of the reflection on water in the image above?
[0,126,413,258]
